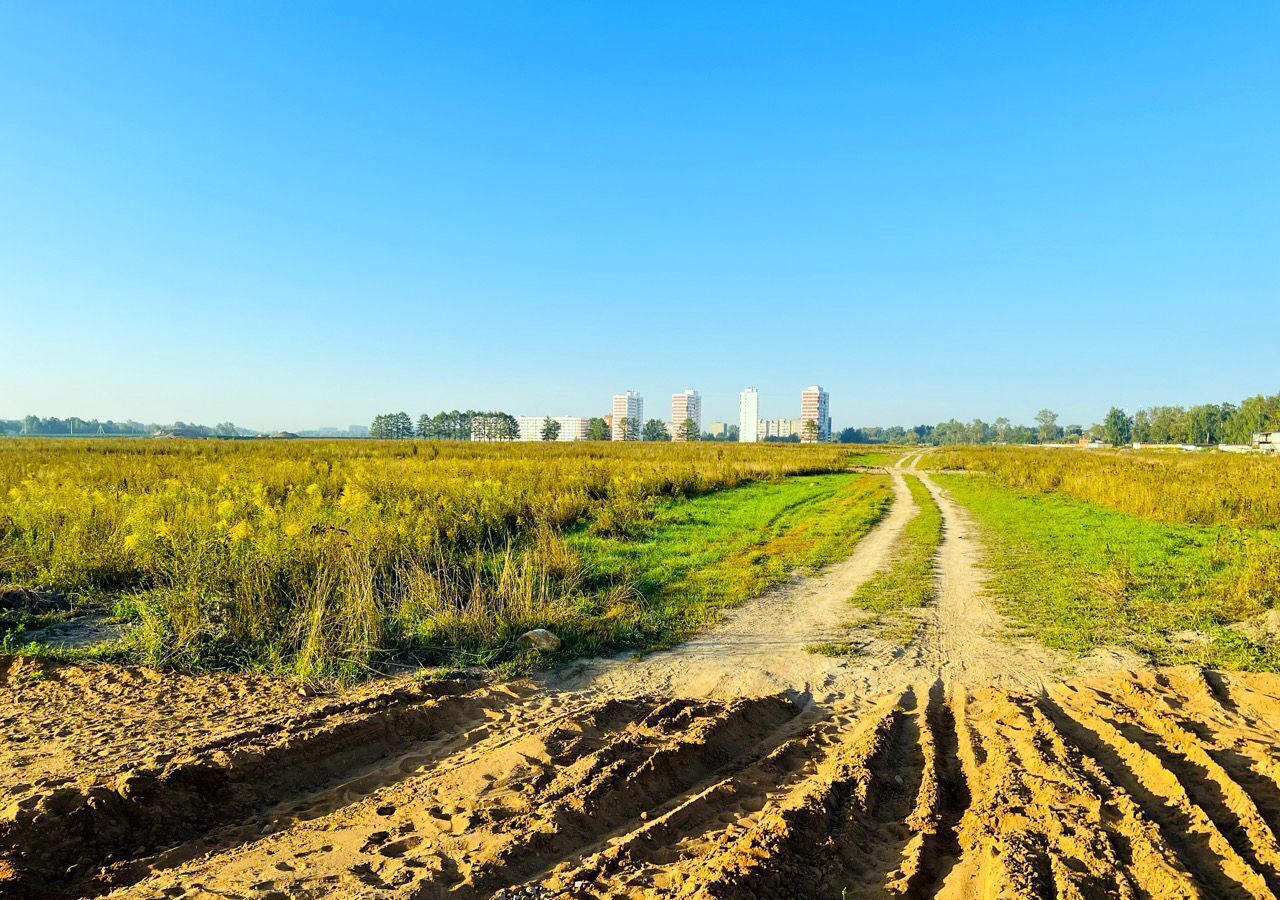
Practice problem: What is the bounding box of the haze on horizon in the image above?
[3,2,1276,432]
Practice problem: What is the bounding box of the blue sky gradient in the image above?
[3,2,1277,430]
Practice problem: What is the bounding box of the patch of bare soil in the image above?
[6,665,1280,899]
[2,463,1265,899]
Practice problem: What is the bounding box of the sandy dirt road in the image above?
[3,463,1278,899]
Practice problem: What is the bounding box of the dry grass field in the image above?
[0,439,879,679]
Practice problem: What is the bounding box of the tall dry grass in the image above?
[934,445,1280,528]
[935,445,1280,629]
[0,438,854,678]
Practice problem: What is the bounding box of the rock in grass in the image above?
[516,629,562,652]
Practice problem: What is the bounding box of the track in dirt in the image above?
[10,667,1280,898]
[5,461,1278,898]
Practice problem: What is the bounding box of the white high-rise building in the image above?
[670,389,701,442]
[514,416,590,442]
[611,391,643,441]
[800,385,831,442]
[739,388,760,443]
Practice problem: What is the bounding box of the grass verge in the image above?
[935,472,1280,671]
[849,474,943,614]
[570,472,893,651]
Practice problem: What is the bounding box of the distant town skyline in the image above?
[4,4,1276,432]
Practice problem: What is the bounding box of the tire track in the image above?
[7,666,1280,898]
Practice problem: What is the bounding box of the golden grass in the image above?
[0,438,856,678]
[933,445,1280,528]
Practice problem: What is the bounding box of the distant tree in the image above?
[1103,407,1132,447]
[214,421,238,437]
[837,427,865,443]
[1035,409,1060,443]
[392,411,414,439]
[1223,394,1280,443]
[541,417,561,441]
[427,412,446,439]
[680,418,699,442]
[586,417,610,441]
[622,416,641,441]
[1146,406,1187,444]
[417,413,433,439]
[1063,424,1083,441]
[1084,423,1104,441]
[369,414,387,439]
[1183,404,1225,446]
[802,419,820,442]
[642,418,669,441]
[993,417,1012,443]
[1131,409,1151,443]
[498,413,519,441]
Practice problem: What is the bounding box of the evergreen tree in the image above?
[642,418,668,441]
[541,417,561,441]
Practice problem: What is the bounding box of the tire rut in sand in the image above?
[102,693,803,899]
[0,678,517,897]
[11,667,1280,898]
[641,686,969,899]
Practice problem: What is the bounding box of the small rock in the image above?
[516,629,562,652]
[114,771,159,800]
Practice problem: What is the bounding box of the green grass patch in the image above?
[570,472,893,650]
[805,640,864,657]
[935,473,1280,671]
[850,474,943,615]
[845,451,893,467]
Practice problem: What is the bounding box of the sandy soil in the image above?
[1,462,1273,899]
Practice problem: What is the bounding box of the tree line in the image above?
[369,412,704,442]
[2,416,245,437]
[842,390,1280,447]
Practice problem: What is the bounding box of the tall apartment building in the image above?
[611,391,643,441]
[800,385,831,442]
[739,387,760,443]
[670,389,701,442]
[514,416,590,442]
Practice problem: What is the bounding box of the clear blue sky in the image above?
[3,2,1276,431]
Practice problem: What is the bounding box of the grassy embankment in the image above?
[808,473,943,656]
[933,446,1280,671]
[0,439,884,679]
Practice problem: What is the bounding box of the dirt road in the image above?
[3,463,1279,898]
